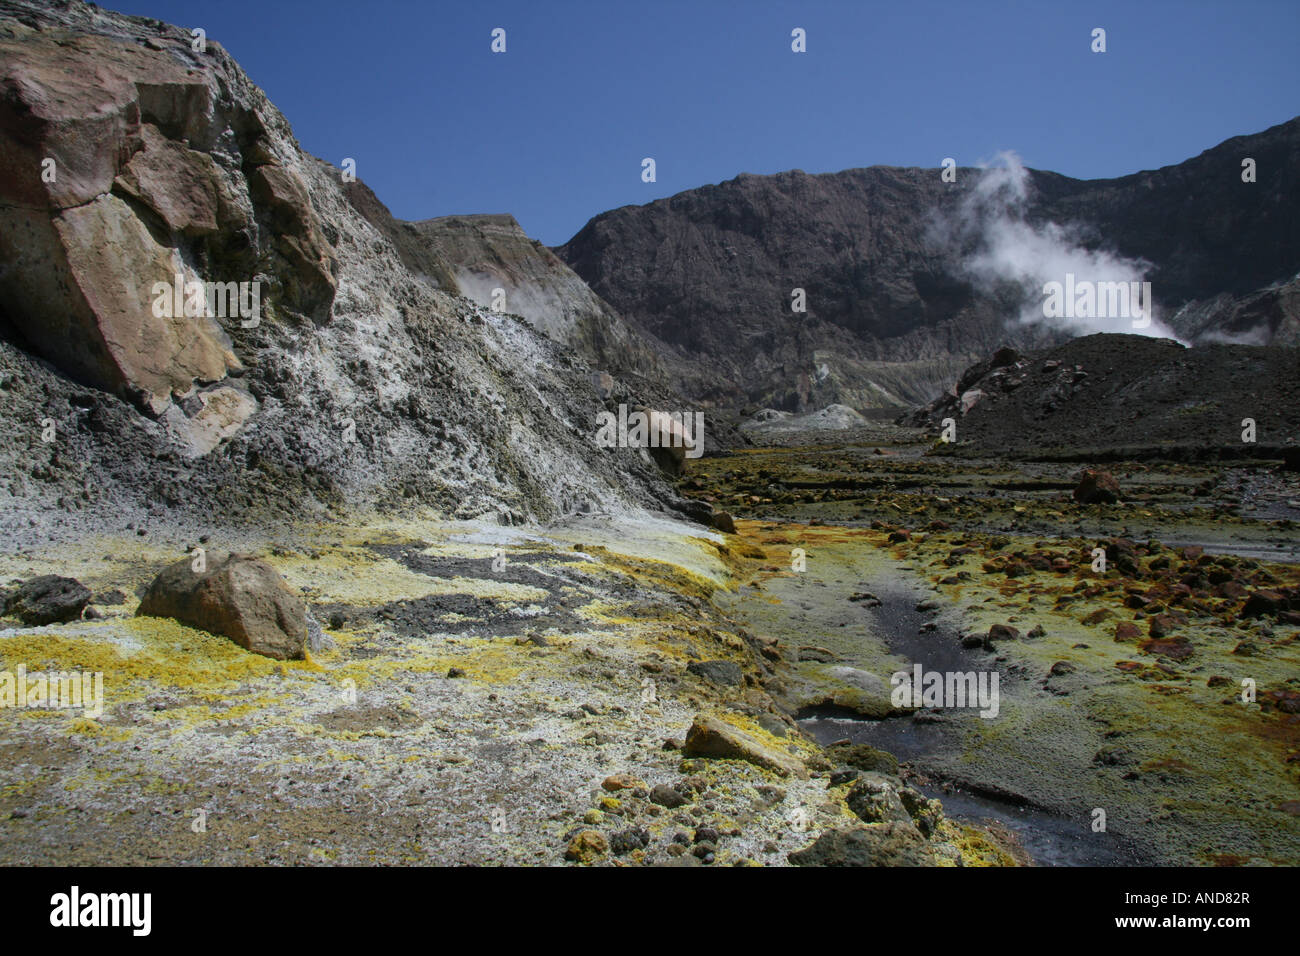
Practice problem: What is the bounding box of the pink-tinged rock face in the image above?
[115,124,231,237]
[54,194,237,413]
[0,30,206,210]
[0,21,334,422]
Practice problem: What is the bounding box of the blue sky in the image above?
[114,0,1299,245]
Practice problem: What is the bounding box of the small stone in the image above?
[692,842,716,861]
[1073,469,1121,504]
[987,623,1021,642]
[564,830,608,863]
[1114,622,1141,642]
[602,773,645,792]
[649,784,688,808]
[446,667,466,678]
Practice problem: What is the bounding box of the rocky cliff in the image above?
[557,118,1300,412]
[0,0,687,547]
[398,213,666,380]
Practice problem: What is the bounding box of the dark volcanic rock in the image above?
[648,783,688,808]
[3,575,91,625]
[1242,588,1299,618]
[686,659,743,686]
[788,823,932,866]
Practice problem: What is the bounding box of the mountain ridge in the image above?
[556,116,1300,412]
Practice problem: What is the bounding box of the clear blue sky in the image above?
[114,0,1299,246]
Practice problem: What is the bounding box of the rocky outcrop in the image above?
[681,713,805,777]
[787,823,934,866]
[905,334,1300,459]
[0,7,336,419]
[557,118,1300,412]
[0,0,684,547]
[136,551,307,660]
[401,214,666,380]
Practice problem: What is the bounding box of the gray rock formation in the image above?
[400,213,666,380]
[0,0,687,548]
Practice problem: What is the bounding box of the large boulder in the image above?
[788,823,933,866]
[136,552,307,660]
[682,713,805,777]
[845,775,913,825]
[2,575,92,625]
[640,407,701,477]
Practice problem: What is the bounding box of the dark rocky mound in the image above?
[906,334,1300,459]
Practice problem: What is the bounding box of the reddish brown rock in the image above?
[137,552,308,660]
[1148,612,1185,638]
[1073,469,1121,504]
[1114,622,1142,642]
[987,623,1021,642]
[1139,636,1194,661]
